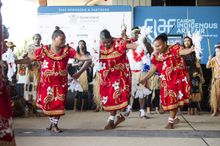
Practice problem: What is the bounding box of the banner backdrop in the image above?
[134,6,220,64]
[38,6,132,52]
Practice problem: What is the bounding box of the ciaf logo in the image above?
[144,18,176,43]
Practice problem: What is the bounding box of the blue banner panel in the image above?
[134,6,220,64]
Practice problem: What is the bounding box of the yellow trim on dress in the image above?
[43,46,69,61]
[36,103,65,116]
[162,99,189,111]
[102,101,128,111]
[100,50,122,59]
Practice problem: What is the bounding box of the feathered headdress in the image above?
[135,25,152,54]
[191,31,203,59]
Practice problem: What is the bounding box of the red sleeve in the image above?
[69,47,76,59]
[170,44,181,57]
[116,38,127,52]
[151,54,162,73]
[151,54,158,66]
[34,47,44,61]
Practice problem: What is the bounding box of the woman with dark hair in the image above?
[182,36,204,115]
[140,33,194,129]
[76,40,88,54]
[183,36,193,48]
[72,40,92,111]
[16,26,91,132]
[98,29,137,129]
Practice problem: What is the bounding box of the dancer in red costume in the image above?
[16,27,91,132]
[98,29,137,129]
[140,33,193,129]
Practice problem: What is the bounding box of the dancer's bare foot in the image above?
[114,114,125,128]
[104,120,115,130]
[52,125,63,133]
[46,124,52,131]
[165,123,174,129]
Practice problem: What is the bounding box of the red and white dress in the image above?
[34,45,76,116]
[99,39,131,111]
[152,44,191,111]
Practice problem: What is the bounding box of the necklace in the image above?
[100,43,114,55]
[129,37,144,62]
[132,50,144,62]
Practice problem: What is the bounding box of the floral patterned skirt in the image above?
[100,72,130,111]
[160,75,190,111]
[36,82,68,116]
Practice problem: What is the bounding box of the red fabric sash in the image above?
[0,83,12,119]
